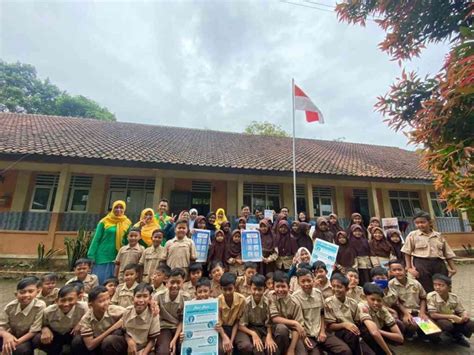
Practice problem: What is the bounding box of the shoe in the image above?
[454,335,471,348]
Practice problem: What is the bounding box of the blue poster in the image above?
[311,238,339,278]
[192,229,211,263]
[241,229,263,262]
[181,299,219,355]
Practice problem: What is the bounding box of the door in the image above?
[170,191,192,216]
[191,192,211,216]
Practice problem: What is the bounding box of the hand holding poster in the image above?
[191,229,211,263]
[264,209,274,222]
[245,223,259,231]
[181,299,219,355]
[241,229,263,262]
[311,238,339,278]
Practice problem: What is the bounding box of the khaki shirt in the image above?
[218,292,246,327]
[401,230,456,260]
[66,274,99,294]
[316,281,334,299]
[139,246,166,283]
[165,237,197,269]
[210,280,223,298]
[37,288,59,306]
[152,284,167,298]
[235,276,253,298]
[269,294,304,324]
[0,298,46,337]
[111,282,138,308]
[240,296,271,328]
[115,244,145,281]
[357,302,395,329]
[122,306,161,347]
[182,281,196,299]
[387,277,426,311]
[80,305,126,337]
[289,276,301,294]
[347,286,365,303]
[426,291,465,315]
[154,290,191,329]
[324,295,359,324]
[292,288,325,337]
[43,302,88,334]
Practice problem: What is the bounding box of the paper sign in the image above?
[382,217,399,231]
[191,229,211,263]
[309,226,315,238]
[181,299,219,355]
[311,238,339,278]
[413,317,441,335]
[241,229,263,262]
[264,210,274,222]
[245,223,260,231]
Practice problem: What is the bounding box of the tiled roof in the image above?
[0,113,432,180]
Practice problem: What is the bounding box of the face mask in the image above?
[373,279,388,289]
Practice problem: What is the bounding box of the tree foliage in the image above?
[244,120,289,137]
[0,60,116,121]
[336,0,473,215]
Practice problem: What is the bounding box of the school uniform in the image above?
[66,274,99,294]
[401,229,455,292]
[315,280,334,299]
[235,295,272,355]
[289,276,301,294]
[32,302,88,354]
[122,305,161,351]
[293,289,351,355]
[115,244,145,282]
[235,276,253,298]
[71,304,126,355]
[0,298,46,355]
[110,282,138,308]
[154,289,191,355]
[36,288,59,307]
[210,280,223,298]
[427,291,474,339]
[218,292,247,334]
[347,286,364,303]
[139,245,166,283]
[182,281,196,299]
[152,283,167,298]
[164,237,197,273]
[387,277,427,317]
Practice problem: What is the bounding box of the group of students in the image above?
[0,205,472,354]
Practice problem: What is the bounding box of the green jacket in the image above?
[87,222,129,264]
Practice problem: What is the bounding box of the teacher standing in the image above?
[87,200,132,283]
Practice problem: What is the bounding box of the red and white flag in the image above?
[294,84,324,123]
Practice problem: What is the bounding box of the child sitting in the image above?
[236,262,258,298]
[66,258,99,294]
[139,228,165,284]
[289,262,312,294]
[264,272,274,297]
[152,265,170,297]
[210,261,225,298]
[195,277,212,300]
[427,274,474,347]
[68,281,88,303]
[37,273,59,306]
[183,262,203,298]
[103,277,119,299]
[226,230,244,275]
[111,263,139,308]
[115,228,145,283]
[312,261,334,299]
[0,277,45,355]
[346,268,364,302]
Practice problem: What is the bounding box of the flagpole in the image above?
[291,78,297,220]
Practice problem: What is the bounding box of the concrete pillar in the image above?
[52,166,71,213]
[227,181,237,217]
[422,186,436,218]
[335,186,345,217]
[369,183,381,217]
[305,180,314,219]
[152,174,163,208]
[381,189,392,218]
[88,175,106,213]
[282,183,293,215]
[10,170,33,211]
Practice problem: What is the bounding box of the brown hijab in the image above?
[349,224,370,257]
[208,229,227,265]
[276,220,297,257]
[312,216,334,243]
[259,219,275,251]
[226,229,242,259]
[335,231,356,267]
[369,227,393,258]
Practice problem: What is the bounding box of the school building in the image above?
[0,113,471,258]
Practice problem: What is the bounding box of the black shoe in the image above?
[454,335,471,348]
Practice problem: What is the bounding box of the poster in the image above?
[311,238,339,278]
[181,299,219,355]
[191,229,211,263]
[245,223,259,231]
[382,217,404,241]
[241,229,263,262]
[413,317,441,335]
[309,226,315,238]
[264,209,274,222]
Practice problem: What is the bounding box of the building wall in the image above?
[0,170,17,212]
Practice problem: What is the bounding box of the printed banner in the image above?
[241,229,263,262]
[245,223,259,231]
[264,209,274,222]
[191,229,211,263]
[413,317,441,335]
[382,217,404,242]
[311,238,339,278]
[181,299,219,355]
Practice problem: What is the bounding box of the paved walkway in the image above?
[1,264,474,354]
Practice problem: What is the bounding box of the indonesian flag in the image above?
[294,84,324,123]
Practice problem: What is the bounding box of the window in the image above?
[389,190,422,218]
[66,175,93,212]
[106,177,155,215]
[430,192,458,217]
[243,183,281,212]
[30,174,59,211]
[312,187,333,217]
[191,181,212,215]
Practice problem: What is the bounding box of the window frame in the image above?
[29,185,56,212]
[389,190,422,218]
[67,187,91,213]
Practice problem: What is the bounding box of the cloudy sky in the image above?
[1,0,448,149]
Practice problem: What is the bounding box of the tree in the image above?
[0,60,116,121]
[336,1,473,216]
[244,121,289,137]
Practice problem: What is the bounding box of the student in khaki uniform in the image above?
[217,272,246,355]
[139,229,166,283]
[401,210,457,293]
[71,285,126,355]
[427,274,474,347]
[111,264,139,308]
[358,283,404,355]
[164,220,197,274]
[115,228,145,282]
[210,262,225,298]
[0,277,45,355]
[269,271,305,355]
[387,260,428,337]
[122,283,161,355]
[154,268,190,355]
[182,263,203,299]
[66,259,99,294]
[346,268,364,302]
[32,284,88,354]
[293,269,351,355]
[312,261,334,299]
[152,265,170,297]
[236,274,277,355]
[37,273,59,307]
[235,262,258,298]
[103,278,119,299]
[264,273,274,298]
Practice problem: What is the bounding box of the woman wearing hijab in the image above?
[206,211,217,240]
[328,213,343,235]
[346,212,368,238]
[259,218,278,275]
[188,208,198,229]
[386,228,404,264]
[312,217,334,243]
[87,200,132,283]
[133,208,159,247]
[349,224,372,285]
[295,222,313,253]
[275,220,298,271]
[334,231,356,275]
[368,217,381,239]
[369,226,394,268]
[214,208,228,230]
